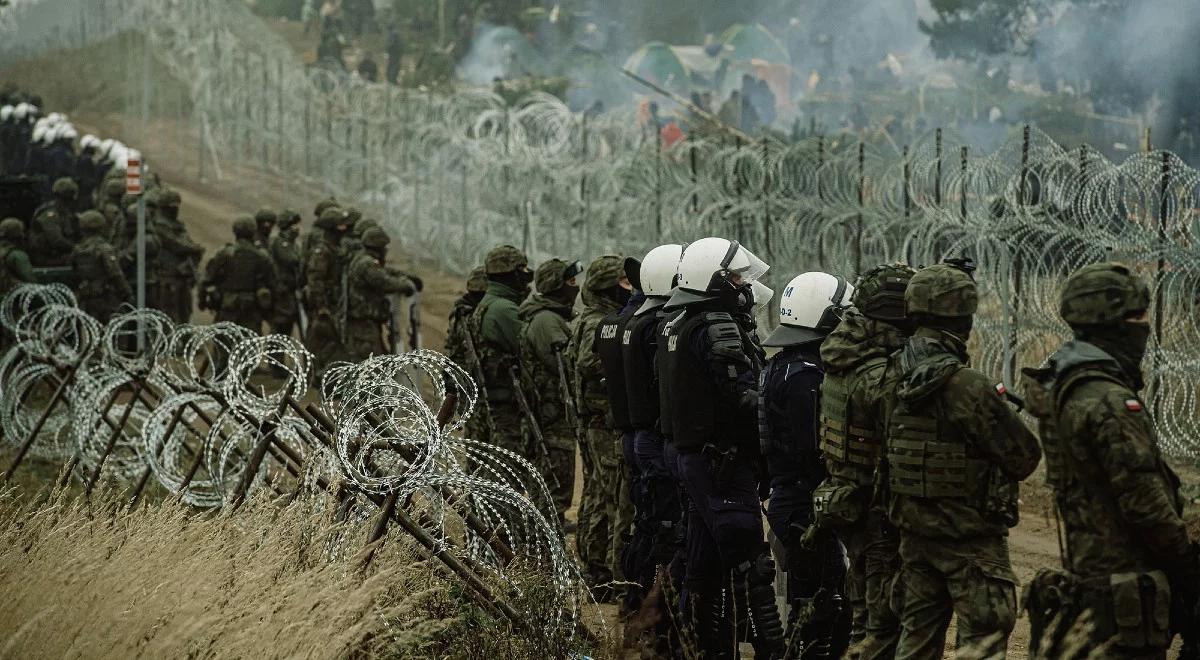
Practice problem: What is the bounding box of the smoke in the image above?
[456,22,550,86]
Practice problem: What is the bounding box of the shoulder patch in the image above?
[995,383,1007,396]
[1124,399,1143,412]
[703,312,733,322]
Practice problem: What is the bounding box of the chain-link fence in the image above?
[2,0,1198,457]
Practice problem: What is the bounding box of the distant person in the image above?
[357,52,378,83]
[718,90,742,131]
[385,26,404,84]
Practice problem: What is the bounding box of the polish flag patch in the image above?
[1124,399,1143,412]
[995,383,1008,396]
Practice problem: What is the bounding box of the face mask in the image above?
[515,268,534,291]
[551,284,580,306]
[1081,322,1149,388]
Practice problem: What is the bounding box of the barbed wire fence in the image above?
[1,0,1198,458]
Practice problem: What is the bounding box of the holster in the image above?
[701,442,738,490]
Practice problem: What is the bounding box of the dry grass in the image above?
[0,485,599,659]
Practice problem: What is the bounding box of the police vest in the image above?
[758,351,822,475]
[623,309,663,431]
[886,363,992,502]
[662,310,751,452]
[595,308,634,430]
[655,310,684,440]
[820,356,889,487]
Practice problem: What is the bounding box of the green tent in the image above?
[719,23,790,65]
[623,41,691,95]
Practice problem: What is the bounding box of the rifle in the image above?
[509,364,560,490]
[335,268,348,345]
[461,322,495,429]
[295,289,309,339]
[553,345,578,430]
[408,290,422,351]
[387,293,403,354]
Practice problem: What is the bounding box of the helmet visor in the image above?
[724,241,770,283]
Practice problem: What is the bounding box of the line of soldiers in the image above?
[450,240,1198,659]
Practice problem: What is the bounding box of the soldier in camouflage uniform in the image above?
[152,188,204,323]
[518,257,581,521]
[303,206,351,375]
[884,263,1042,660]
[0,218,35,349]
[97,179,126,243]
[446,266,488,440]
[29,177,80,267]
[70,211,132,322]
[815,263,914,659]
[199,217,275,333]
[270,210,303,338]
[114,197,161,311]
[568,255,634,595]
[1021,263,1199,659]
[253,208,276,251]
[344,227,415,361]
[466,245,532,456]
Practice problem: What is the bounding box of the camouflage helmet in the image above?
[254,208,277,226]
[52,177,78,198]
[905,264,978,318]
[361,227,391,250]
[313,197,339,218]
[351,217,379,239]
[143,189,161,208]
[585,255,626,292]
[0,217,24,239]
[484,245,528,275]
[1060,262,1150,326]
[345,207,363,226]
[467,266,488,293]
[232,216,257,239]
[278,209,302,228]
[158,188,181,207]
[79,210,107,233]
[535,258,573,294]
[103,179,125,199]
[853,263,916,322]
[314,207,349,230]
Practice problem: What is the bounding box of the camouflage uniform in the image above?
[517,258,580,519]
[568,255,632,589]
[114,197,161,310]
[199,217,275,333]
[0,217,35,298]
[29,177,79,267]
[70,211,131,322]
[1022,263,1199,659]
[97,179,126,244]
[446,267,487,442]
[152,189,204,323]
[816,264,914,659]
[344,227,415,361]
[253,208,276,252]
[303,207,351,374]
[269,210,303,338]
[885,264,1041,660]
[466,245,531,456]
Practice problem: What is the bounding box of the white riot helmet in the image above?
[31,124,48,144]
[58,125,78,142]
[666,237,770,309]
[47,112,64,124]
[80,134,100,151]
[763,272,855,347]
[0,106,12,121]
[636,243,684,315]
[13,103,29,120]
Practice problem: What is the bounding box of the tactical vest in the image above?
[758,351,822,466]
[71,238,117,299]
[662,310,751,452]
[348,253,390,322]
[820,357,888,487]
[220,243,267,293]
[469,296,517,403]
[886,365,991,502]
[623,310,662,430]
[655,310,684,440]
[595,309,634,430]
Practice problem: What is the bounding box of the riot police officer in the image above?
[761,271,854,658]
[659,237,783,659]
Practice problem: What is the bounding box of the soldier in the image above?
[199,217,275,333]
[761,271,854,658]
[1022,263,1199,658]
[517,257,582,522]
[253,208,277,251]
[568,254,634,600]
[466,245,532,457]
[153,188,204,323]
[657,237,783,658]
[70,211,132,322]
[814,263,914,659]
[621,243,684,641]
[270,210,303,338]
[0,217,35,297]
[344,227,415,361]
[303,206,351,375]
[445,266,487,436]
[97,179,127,243]
[29,177,80,267]
[114,197,161,311]
[884,262,1041,659]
